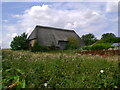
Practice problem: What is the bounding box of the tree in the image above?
[101,33,116,39]
[10,32,28,50]
[81,33,97,46]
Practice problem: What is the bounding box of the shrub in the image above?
[66,37,79,50]
[31,41,49,52]
[10,33,28,50]
[82,46,91,50]
[82,43,114,50]
[91,43,114,50]
[49,42,56,51]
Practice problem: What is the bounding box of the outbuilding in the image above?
[28,25,85,49]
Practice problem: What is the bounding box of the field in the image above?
[2,49,120,88]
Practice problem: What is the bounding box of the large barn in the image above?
[28,25,85,49]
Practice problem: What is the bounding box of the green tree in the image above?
[97,37,120,43]
[101,33,116,39]
[10,32,28,50]
[96,33,120,43]
[81,33,97,46]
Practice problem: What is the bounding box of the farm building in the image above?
[28,25,85,49]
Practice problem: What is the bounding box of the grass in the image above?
[2,49,120,88]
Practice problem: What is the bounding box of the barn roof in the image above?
[28,25,85,47]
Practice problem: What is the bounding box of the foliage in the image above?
[81,33,97,46]
[49,42,56,51]
[31,41,49,52]
[2,50,120,88]
[10,33,28,50]
[2,68,26,88]
[82,43,114,50]
[66,37,79,49]
[101,33,116,39]
[82,46,91,51]
[91,43,114,50]
[97,37,120,43]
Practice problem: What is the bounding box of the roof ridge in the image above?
[36,25,75,32]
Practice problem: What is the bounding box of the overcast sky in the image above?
[2,2,118,48]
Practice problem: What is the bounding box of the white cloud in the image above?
[11,33,17,38]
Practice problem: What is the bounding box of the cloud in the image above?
[2,3,118,48]
[18,5,107,31]
[2,20,8,23]
[11,33,18,38]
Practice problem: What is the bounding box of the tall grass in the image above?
[2,49,120,88]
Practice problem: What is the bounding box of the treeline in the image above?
[81,33,120,46]
[81,33,120,50]
[10,32,120,51]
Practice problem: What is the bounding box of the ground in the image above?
[2,49,120,88]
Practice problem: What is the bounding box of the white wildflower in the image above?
[96,55,99,57]
[100,70,104,73]
[44,83,47,87]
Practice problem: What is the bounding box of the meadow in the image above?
[2,49,120,88]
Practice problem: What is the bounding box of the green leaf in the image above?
[15,69,24,75]
[5,68,12,72]
[3,76,15,83]
[20,79,25,88]
[14,75,20,83]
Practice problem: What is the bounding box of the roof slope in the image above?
[28,25,85,47]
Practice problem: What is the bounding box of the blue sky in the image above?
[2,2,118,48]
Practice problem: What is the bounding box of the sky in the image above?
[1,2,118,48]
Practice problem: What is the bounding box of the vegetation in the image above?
[81,33,97,46]
[97,37,120,44]
[49,42,57,51]
[66,37,79,49]
[5,32,120,89]
[31,41,49,52]
[10,33,28,50]
[101,33,116,39]
[82,43,115,51]
[2,50,120,88]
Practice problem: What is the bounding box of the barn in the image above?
[28,25,85,49]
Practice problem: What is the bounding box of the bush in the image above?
[66,37,79,50]
[49,42,56,51]
[91,43,114,50]
[82,43,114,50]
[31,41,49,52]
[82,46,91,50]
[10,33,28,50]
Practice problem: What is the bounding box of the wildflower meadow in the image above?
[2,49,120,88]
